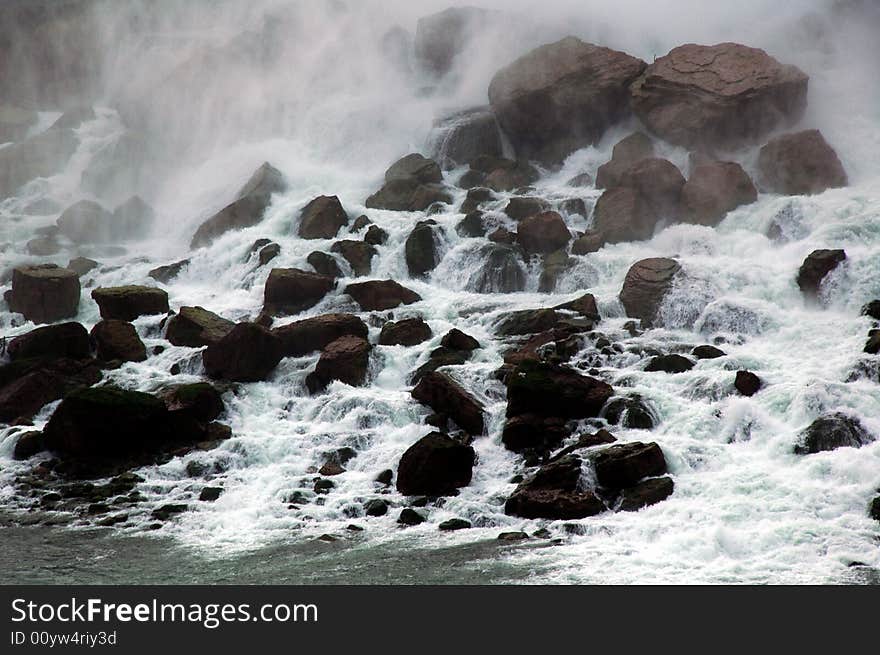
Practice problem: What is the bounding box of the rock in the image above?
[307,251,343,278]
[616,158,685,219]
[506,360,613,419]
[273,313,368,357]
[460,187,494,214]
[90,320,147,363]
[538,250,573,293]
[414,7,490,77]
[758,130,848,195]
[603,395,657,429]
[319,462,345,476]
[504,197,549,222]
[396,432,476,496]
[630,43,808,151]
[618,476,675,511]
[692,345,726,359]
[258,242,280,266]
[488,36,646,164]
[306,335,371,393]
[411,372,485,436]
[495,309,560,337]
[869,496,880,523]
[67,257,100,278]
[0,126,78,199]
[0,357,101,424]
[165,306,235,347]
[571,231,605,255]
[203,323,283,382]
[592,187,656,244]
[379,317,432,346]
[331,240,376,277]
[190,162,286,248]
[112,196,155,240]
[148,259,190,284]
[91,286,169,321]
[366,178,452,212]
[405,221,441,277]
[567,172,594,187]
[351,215,372,232]
[430,107,503,169]
[375,469,394,486]
[502,414,570,453]
[861,301,880,322]
[735,370,762,396]
[681,161,757,226]
[8,322,90,361]
[468,244,526,294]
[7,265,80,324]
[645,354,694,374]
[456,211,486,238]
[13,431,45,460]
[397,508,426,526]
[410,347,471,384]
[262,268,335,316]
[595,132,655,189]
[162,383,224,423]
[483,160,539,192]
[364,499,389,517]
[865,331,880,356]
[592,442,667,488]
[505,455,606,519]
[363,225,389,246]
[618,258,682,328]
[554,293,600,321]
[345,280,421,311]
[298,195,350,239]
[199,487,223,502]
[796,249,846,300]
[441,329,479,351]
[795,413,875,455]
[26,236,60,256]
[516,212,570,255]
[438,518,471,531]
[385,153,443,184]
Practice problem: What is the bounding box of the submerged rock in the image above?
[396,432,476,496]
[645,354,695,374]
[603,395,657,429]
[6,265,80,324]
[148,259,190,284]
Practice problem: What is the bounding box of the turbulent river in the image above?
[1,0,879,584]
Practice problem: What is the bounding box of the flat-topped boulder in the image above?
[91,286,169,321]
[262,268,335,316]
[396,432,476,496]
[412,371,485,436]
[6,265,80,324]
[758,130,848,196]
[618,257,682,328]
[379,317,433,347]
[8,322,90,361]
[90,320,147,363]
[298,195,349,239]
[165,306,235,347]
[202,323,283,382]
[344,280,421,311]
[272,313,368,357]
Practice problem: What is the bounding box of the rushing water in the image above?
[1,0,879,584]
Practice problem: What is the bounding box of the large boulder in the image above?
[405,220,441,277]
[379,317,432,347]
[506,360,613,419]
[467,244,526,294]
[681,161,757,226]
[0,357,101,424]
[262,268,335,316]
[307,251,343,278]
[91,286,169,321]
[0,126,78,199]
[190,162,286,248]
[796,249,846,300]
[618,258,681,328]
[165,306,235,347]
[7,322,90,361]
[630,42,809,151]
[161,383,224,423]
[592,187,655,244]
[616,158,685,219]
[482,159,539,192]
[595,132,655,189]
[6,265,80,324]
[366,157,452,212]
[56,200,114,243]
[758,130,848,195]
[414,7,490,77]
[344,280,421,311]
[202,323,283,382]
[385,153,443,184]
[331,240,376,277]
[591,441,668,489]
[396,432,476,496]
[272,313,368,357]
[505,455,606,519]
[429,107,503,169]
[411,371,485,436]
[90,320,147,363]
[306,335,372,393]
[502,414,571,453]
[298,195,349,240]
[488,36,646,164]
[794,413,874,454]
[516,211,571,255]
[504,196,550,222]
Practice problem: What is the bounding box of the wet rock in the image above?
[112,196,155,240]
[681,161,757,226]
[618,257,681,328]
[54,200,111,243]
[603,395,657,429]
[410,347,471,384]
[502,414,570,453]
[91,286,168,321]
[488,227,516,244]
[861,301,880,322]
[630,43,808,151]
[307,251,343,278]
[190,162,286,248]
[516,211,571,255]
[414,7,490,77]
[351,215,372,232]
[0,104,37,142]
[692,345,726,359]
[592,441,667,488]
[618,476,674,511]
[506,360,613,419]
[595,132,655,189]
[505,455,606,519]
[396,432,476,496]
[67,257,100,278]
[430,106,503,169]
[441,329,479,351]
[364,498,389,517]
[148,259,190,284]
[505,197,550,221]
[363,225,389,246]
[203,323,283,382]
[554,293,600,321]
[90,320,147,363]
[616,157,685,219]
[489,36,646,164]
[379,317,432,347]
[734,370,762,397]
[439,518,471,531]
[162,383,224,423]
[483,160,539,193]
[405,220,441,277]
[8,322,90,361]
[412,371,485,436]
[0,357,101,424]
[262,268,335,316]
[455,211,486,238]
[26,236,60,256]
[592,187,656,244]
[13,431,45,460]
[460,187,494,214]
[298,195,350,239]
[758,130,848,195]
[469,244,526,294]
[257,242,281,266]
[385,153,443,184]
[398,508,426,526]
[152,504,188,521]
[331,240,376,277]
[865,331,880,356]
[796,249,846,300]
[567,172,593,187]
[165,306,235,348]
[345,280,421,311]
[7,265,80,324]
[376,469,394,486]
[366,177,452,212]
[199,487,223,502]
[273,313,368,357]
[571,231,605,255]
[869,496,880,523]
[548,429,617,462]
[538,250,573,293]
[645,354,694,374]
[306,335,372,393]
[495,309,563,337]
[794,413,874,455]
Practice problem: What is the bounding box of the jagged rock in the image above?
[8,322,90,361]
[91,286,168,321]
[412,371,485,436]
[165,306,234,347]
[272,314,367,357]
[345,280,421,311]
[645,354,694,373]
[603,395,657,429]
[505,455,605,519]
[307,251,343,278]
[148,259,190,284]
[692,345,726,359]
[468,244,526,294]
[591,441,667,488]
[489,36,646,164]
[517,211,571,255]
[298,195,349,239]
[396,432,476,496]
[506,360,613,419]
[794,413,874,454]
[379,318,432,346]
[6,265,80,324]
[190,162,286,248]
[502,414,570,453]
[331,240,376,277]
[596,132,655,189]
[796,249,846,300]
[306,336,371,393]
[681,161,757,226]
[414,7,490,77]
[630,42,808,150]
[263,268,335,316]
[618,257,681,328]
[758,130,848,195]
[441,329,479,351]
[430,107,503,169]
[363,225,389,246]
[91,320,147,363]
[618,476,675,511]
[405,220,441,278]
[67,257,100,277]
[203,323,283,382]
[504,197,550,221]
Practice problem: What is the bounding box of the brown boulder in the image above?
[90,320,147,363]
[272,314,368,357]
[595,132,655,189]
[365,178,452,212]
[91,286,169,321]
[165,306,235,348]
[506,360,613,420]
[758,130,848,195]
[385,153,443,184]
[505,455,606,519]
[202,323,283,382]
[411,371,485,436]
[298,195,350,239]
[796,249,846,300]
[7,265,80,324]
[617,158,685,219]
[0,357,101,424]
[618,258,682,328]
[681,161,757,226]
[429,107,503,169]
[8,322,90,361]
[307,251,343,278]
[593,187,656,243]
[379,318,432,347]
[331,240,376,277]
[591,441,668,488]
[502,414,570,453]
[516,211,571,255]
[306,335,372,393]
[345,280,421,311]
[262,268,335,316]
[396,432,475,496]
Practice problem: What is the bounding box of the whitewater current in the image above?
[1,0,879,584]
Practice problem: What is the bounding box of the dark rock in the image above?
[67,257,100,278]
[502,414,570,453]
[861,301,880,321]
[414,7,490,77]
[497,531,529,541]
[405,221,441,277]
[441,329,479,351]
[410,347,471,384]
[0,357,101,424]
[366,178,452,212]
[559,198,587,218]
[438,518,471,531]
[505,455,606,519]
[592,442,667,488]
[468,244,526,293]
[618,476,674,511]
[258,242,281,266]
[273,313,367,357]
[796,249,846,300]
[506,360,613,419]
[351,215,372,231]
[379,317,432,346]
[91,286,168,321]
[548,429,617,462]
[735,370,762,396]
[592,187,656,244]
[483,161,539,192]
[13,431,45,460]
[865,331,880,356]
[430,107,503,169]
[396,432,475,496]
[596,132,655,188]
[162,383,224,423]
[794,413,874,454]
[364,499,389,517]
[455,211,486,238]
[363,225,389,246]
[554,293,600,321]
[460,187,494,214]
[397,508,426,526]
[7,265,80,324]
[603,395,657,429]
[504,197,549,222]
[681,161,757,226]
[331,240,376,277]
[571,231,605,255]
[8,322,90,361]
[90,320,147,363]
[166,306,235,348]
[345,280,421,311]
[489,36,646,164]
[307,251,343,278]
[457,168,487,190]
[319,462,345,476]
[516,211,570,255]
[148,259,190,284]
[567,172,594,187]
[616,157,685,219]
[496,309,560,337]
[152,504,188,521]
[411,372,485,436]
[375,469,394,486]
[262,268,335,316]
[692,345,726,359]
[199,487,223,502]
[306,335,371,393]
[298,195,350,239]
[203,323,283,382]
[758,130,848,195]
[385,153,442,184]
[618,257,681,328]
[645,354,694,374]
